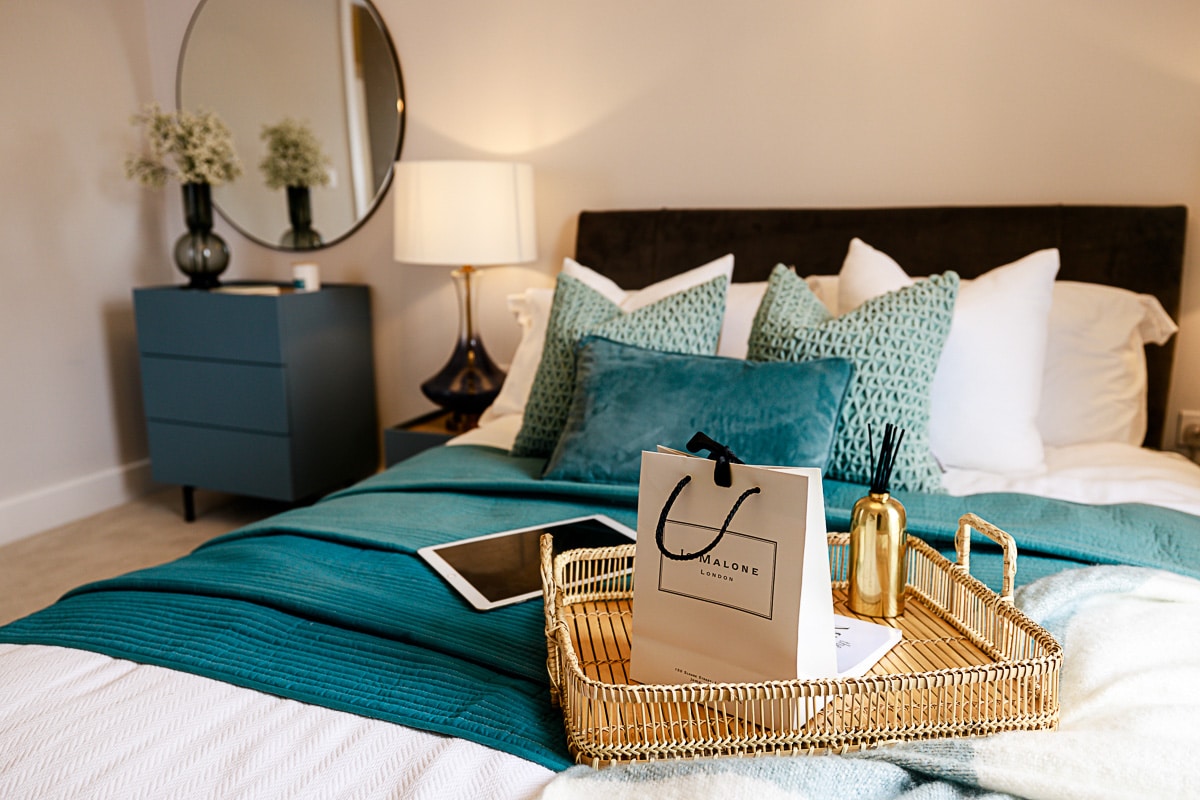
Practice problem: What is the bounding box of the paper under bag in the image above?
[629,449,836,686]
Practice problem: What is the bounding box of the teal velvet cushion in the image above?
[747,264,958,493]
[543,337,855,485]
[512,273,727,457]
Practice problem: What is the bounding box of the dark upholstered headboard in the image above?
[574,205,1187,448]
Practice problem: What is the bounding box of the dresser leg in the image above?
[182,485,196,523]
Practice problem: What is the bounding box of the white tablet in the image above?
[418,514,636,611]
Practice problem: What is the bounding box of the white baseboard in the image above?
[0,460,157,548]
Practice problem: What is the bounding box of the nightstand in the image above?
[133,284,379,520]
[384,410,471,467]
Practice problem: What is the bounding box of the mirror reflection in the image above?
[178,0,405,250]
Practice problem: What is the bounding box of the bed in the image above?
[3,205,1199,799]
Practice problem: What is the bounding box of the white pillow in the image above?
[561,254,733,311]
[478,287,554,426]
[719,281,767,358]
[804,273,1177,450]
[1038,281,1176,447]
[839,238,1060,475]
[480,254,736,423]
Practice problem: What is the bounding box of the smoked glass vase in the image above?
[279,185,323,250]
[173,182,229,289]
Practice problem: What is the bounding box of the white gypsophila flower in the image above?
[259,118,331,190]
[125,103,242,188]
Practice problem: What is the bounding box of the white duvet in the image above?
[0,643,553,800]
[941,441,1200,517]
[2,426,1199,799]
[456,416,1200,517]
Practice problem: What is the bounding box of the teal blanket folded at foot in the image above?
[1,445,1198,770]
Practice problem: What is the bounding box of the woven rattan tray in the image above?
[540,513,1062,766]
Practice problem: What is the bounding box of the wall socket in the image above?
[1178,411,1200,448]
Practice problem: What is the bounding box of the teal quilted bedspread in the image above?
[1,445,1198,770]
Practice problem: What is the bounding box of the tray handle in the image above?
[540,533,562,703]
[954,513,1017,603]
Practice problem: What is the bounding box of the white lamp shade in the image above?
[393,160,537,266]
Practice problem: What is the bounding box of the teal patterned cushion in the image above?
[512,273,727,457]
[747,264,958,492]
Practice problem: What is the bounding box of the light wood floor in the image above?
[0,488,289,626]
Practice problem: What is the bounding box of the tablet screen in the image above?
[419,515,635,611]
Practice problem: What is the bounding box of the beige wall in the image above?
[3,0,1200,543]
[0,0,163,543]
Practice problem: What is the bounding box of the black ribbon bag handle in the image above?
[655,433,761,562]
[686,431,741,487]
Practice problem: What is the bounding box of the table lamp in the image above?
[393,160,537,430]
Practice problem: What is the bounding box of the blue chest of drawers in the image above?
[133,285,379,516]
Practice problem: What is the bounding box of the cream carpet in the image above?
[0,489,288,626]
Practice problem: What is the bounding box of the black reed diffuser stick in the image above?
[851,422,910,617]
[868,423,905,495]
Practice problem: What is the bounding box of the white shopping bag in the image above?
[629,440,836,686]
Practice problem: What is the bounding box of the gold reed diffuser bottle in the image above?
[848,423,908,618]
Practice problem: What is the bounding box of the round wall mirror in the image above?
[178,0,405,251]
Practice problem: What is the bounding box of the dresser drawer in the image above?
[147,422,295,500]
[140,356,290,433]
[134,289,285,362]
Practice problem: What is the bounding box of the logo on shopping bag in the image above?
[657,521,778,618]
[653,466,779,619]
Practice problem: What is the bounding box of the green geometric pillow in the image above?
[512,273,727,457]
[747,264,958,492]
